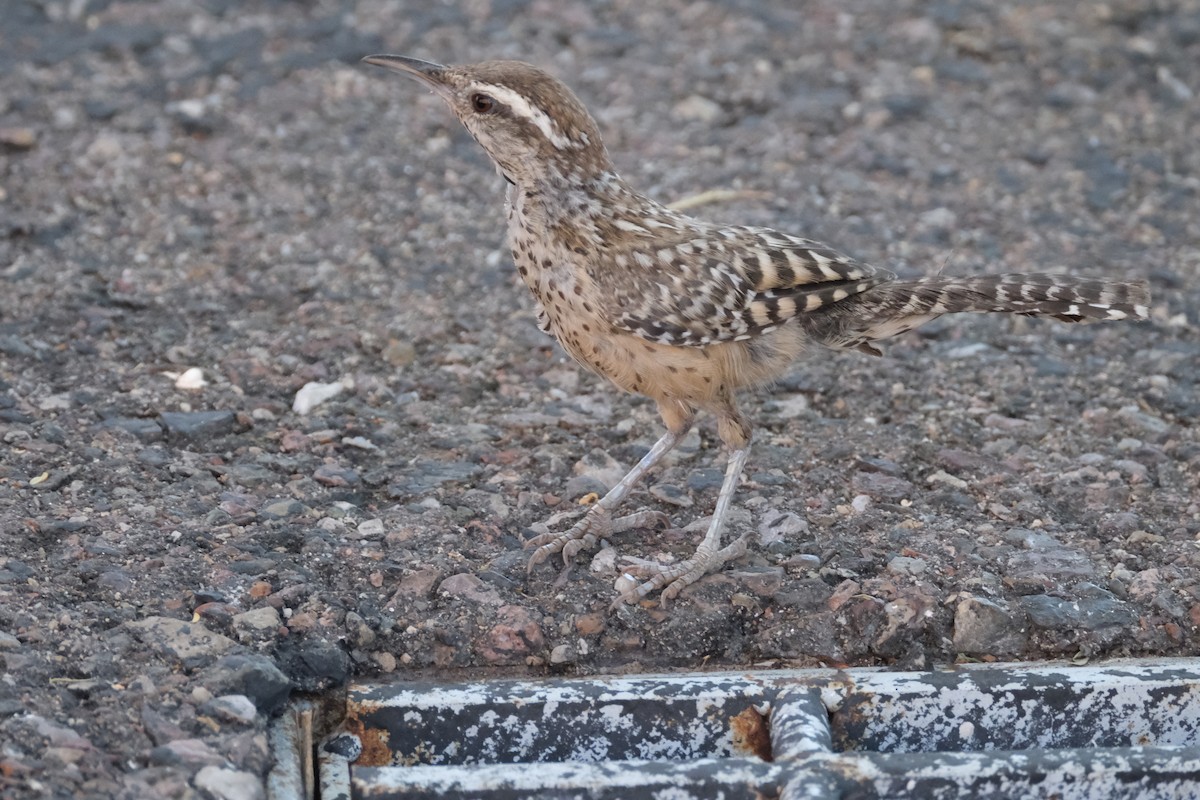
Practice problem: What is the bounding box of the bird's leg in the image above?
[614,444,750,607]
[525,427,683,570]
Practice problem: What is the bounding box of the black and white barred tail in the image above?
[804,272,1151,355]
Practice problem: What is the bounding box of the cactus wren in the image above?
[363,55,1151,607]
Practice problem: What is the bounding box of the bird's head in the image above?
[363,55,612,187]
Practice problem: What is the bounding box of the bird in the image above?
[362,55,1151,607]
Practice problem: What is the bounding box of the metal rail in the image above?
[269,659,1200,799]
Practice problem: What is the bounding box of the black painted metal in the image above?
[279,659,1200,799]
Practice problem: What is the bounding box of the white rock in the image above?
[673,94,721,122]
[37,393,72,411]
[918,206,957,230]
[174,99,206,119]
[613,572,639,596]
[292,380,346,415]
[207,694,258,725]
[357,518,386,537]
[175,367,208,390]
[772,394,810,418]
[590,547,619,575]
[193,766,265,800]
[927,469,968,489]
[944,342,993,359]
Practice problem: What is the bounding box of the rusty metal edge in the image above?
[294,657,1200,797]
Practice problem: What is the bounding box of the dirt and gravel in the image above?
[1,0,1198,797]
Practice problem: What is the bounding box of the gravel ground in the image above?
[1,0,1198,797]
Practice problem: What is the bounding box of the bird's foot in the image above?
[612,533,749,609]
[526,506,669,572]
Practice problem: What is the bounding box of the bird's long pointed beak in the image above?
[362,55,453,100]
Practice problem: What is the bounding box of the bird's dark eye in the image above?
[470,93,496,113]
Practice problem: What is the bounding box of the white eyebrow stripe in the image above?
[474,83,574,149]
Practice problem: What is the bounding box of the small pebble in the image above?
[173,367,208,389]
[887,556,928,577]
[193,766,266,800]
[549,643,576,664]
[293,380,348,415]
[357,518,386,538]
[438,573,504,605]
[232,607,282,636]
[201,694,258,726]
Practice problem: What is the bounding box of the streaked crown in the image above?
[364,56,612,185]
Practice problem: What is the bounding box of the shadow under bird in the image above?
[362,54,1151,607]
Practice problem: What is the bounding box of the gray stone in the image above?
[549,643,576,664]
[887,556,928,577]
[687,468,725,491]
[1117,406,1170,438]
[125,616,237,670]
[0,334,35,357]
[259,500,308,519]
[730,566,786,598]
[273,637,351,693]
[954,596,1027,655]
[148,737,224,767]
[141,705,188,746]
[232,606,281,636]
[1020,594,1138,631]
[200,695,258,726]
[344,611,376,648]
[314,463,361,487]
[851,472,914,500]
[160,410,236,440]
[387,460,482,496]
[855,456,904,475]
[24,715,93,749]
[356,518,386,538]
[1006,547,1095,580]
[222,464,276,488]
[438,573,504,605]
[1076,148,1129,211]
[205,655,291,715]
[571,449,626,492]
[96,569,134,592]
[136,446,172,467]
[758,510,809,546]
[227,558,278,575]
[1098,512,1141,536]
[100,416,164,442]
[649,483,692,507]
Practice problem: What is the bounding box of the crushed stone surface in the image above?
[1,0,1198,796]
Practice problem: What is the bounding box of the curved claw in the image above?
[611,534,750,609]
[525,505,612,574]
[562,535,598,562]
[525,507,672,575]
[638,511,672,531]
[525,535,576,573]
